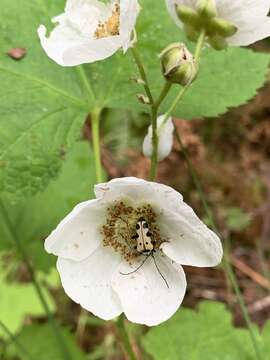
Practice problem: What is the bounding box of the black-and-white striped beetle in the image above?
[132,217,155,254]
[121,217,169,288]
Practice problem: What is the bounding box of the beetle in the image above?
[121,217,169,288]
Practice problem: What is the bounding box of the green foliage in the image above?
[143,301,270,360]
[225,207,252,231]
[0,0,268,197]
[0,141,97,272]
[0,274,55,339]
[10,323,86,360]
[0,0,88,198]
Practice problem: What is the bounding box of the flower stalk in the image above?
[91,108,103,183]
[116,315,137,360]
[131,47,174,180]
[0,200,72,360]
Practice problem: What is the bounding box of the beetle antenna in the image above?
[151,253,169,288]
[120,254,151,276]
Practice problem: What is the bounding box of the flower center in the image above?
[101,201,164,262]
[95,1,120,39]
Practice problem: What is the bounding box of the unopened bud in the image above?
[176,5,200,29]
[137,94,151,104]
[160,43,197,86]
[196,0,217,19]
[209,17,238,38]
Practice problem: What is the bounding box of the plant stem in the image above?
[155,81,172,109]
[194,30,206,63]
[0,321,34,360]
[131,47,154,104]
[77,65,96,104]
[116,315,137,360]
[91,108,103,183]
[0,200,72,360]
[174,127,263,360]
[131,47,174,181]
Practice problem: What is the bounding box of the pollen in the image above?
[95,1,120,39]
[101,201,164,263]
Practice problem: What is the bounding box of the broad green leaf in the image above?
[10,323,86,360]
[0,0,88,198]
[143,301,268,360]
[0,274,55,339]
[0,141,97,272]
[83,0,270,118]
[0,0,269,198]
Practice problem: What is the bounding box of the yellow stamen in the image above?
[95,1,120,39]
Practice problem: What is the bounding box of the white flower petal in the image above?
[62,36,125,66]
[57,245,122,320]
[45,199,105,261]
[160,207,222,267]
[120,0,141,51]
[228,17,270,46]
[143,116,174,161]
[111,254,186,326]
[94,177,184,214]
[38,0,140,66]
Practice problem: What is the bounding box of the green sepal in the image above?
[208,34,228,50]
[209,17,238,38]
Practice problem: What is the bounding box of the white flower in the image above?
[166,0,270,46]
[45,177,222,326]
[38,0,140,66]
[143,115,174,161]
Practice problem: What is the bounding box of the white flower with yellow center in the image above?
[143,115,174,161]
[166,0,270,46]
[38,0,140,66]
[45,177,222,326]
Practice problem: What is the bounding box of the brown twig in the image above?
[231,255,270,290]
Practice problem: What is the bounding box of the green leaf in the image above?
[143,301,267,360]
[83,0,269,118]
[136,0,270,119]
[0,0,268,197]
[0,275,55,339]
[0,141,97,272]
[10,323,86,360]
[0,0,88,198]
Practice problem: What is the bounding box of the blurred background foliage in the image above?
[0,0,270,359]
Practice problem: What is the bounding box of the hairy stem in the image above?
[0,200,72,360]
[131,47,154,104]
[131,47,173,181]
[174,127,263,360]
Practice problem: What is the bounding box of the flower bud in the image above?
[160,43,197,86]
[196,0,217,19]
[143,115,174,161]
